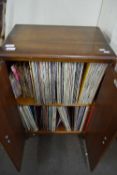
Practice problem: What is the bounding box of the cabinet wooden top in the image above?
[0,25,116,62]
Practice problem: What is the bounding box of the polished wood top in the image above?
[0,25,116,62]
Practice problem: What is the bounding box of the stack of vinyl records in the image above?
[9,62,107,105]
[9,62,84,104]
[18,106,72,132]
[78,63,107,104]
[10,61,108,132]
[18,105,90,132]
[9,63,33,98]
[18,106,38,132]
[74,107,89,131]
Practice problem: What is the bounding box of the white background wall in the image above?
[5,0,102,36]
[98,0,117,54]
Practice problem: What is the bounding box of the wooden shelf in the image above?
[28,127,82,135]
[17,97,36,105]
[16,97,93,107]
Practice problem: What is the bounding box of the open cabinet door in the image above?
[0,61,25,171]
[85,64,117,170]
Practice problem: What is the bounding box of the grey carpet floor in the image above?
[0,135,117,175]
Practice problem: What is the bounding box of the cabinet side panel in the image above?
[85,64,117,170]
[0,61,25,171]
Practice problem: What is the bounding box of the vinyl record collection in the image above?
[9,61,107,132]
[18,106,90,132]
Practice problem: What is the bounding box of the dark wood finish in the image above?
[0,25,116,63]
[85,64,117,170]
[0,61,25,171]
[0,25,116,171]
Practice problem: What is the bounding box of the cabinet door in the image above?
[0,61,25,171]
[85,64,117,170]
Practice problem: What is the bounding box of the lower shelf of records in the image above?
[18,105,90,133]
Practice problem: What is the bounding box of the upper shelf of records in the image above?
[9,61,107,106]
[0,25,116,62]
